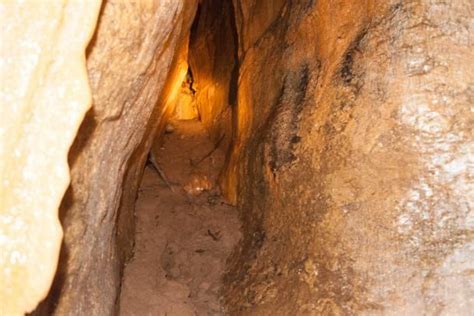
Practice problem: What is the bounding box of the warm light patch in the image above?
[159,60,192,122]
[173,69,200,120]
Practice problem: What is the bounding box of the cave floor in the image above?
[119,120,241,316]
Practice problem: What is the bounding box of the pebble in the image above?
[165,123,175,133]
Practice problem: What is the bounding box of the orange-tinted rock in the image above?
[0,1,102,314]
[33,1,198,315]
[224,0,474,314]
[3,0,472,314]
[173,77,199,120]
[188,0,237,143]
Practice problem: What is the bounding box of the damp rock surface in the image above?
[119,120,241,315]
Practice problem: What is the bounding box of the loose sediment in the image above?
[119,120,241,315]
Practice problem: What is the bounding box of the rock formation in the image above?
[0,1,102,314]
[34,1,197,315]
[188,0,237,144]
[1,0,472,315]
[223,0,473,314]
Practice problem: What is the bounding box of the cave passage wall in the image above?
[1,0,473,315]
[223,0,473,314]
[0,1,102,315]
[34,1,198,315]
[187,0,238,144]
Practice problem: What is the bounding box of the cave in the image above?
[1,0,473,315]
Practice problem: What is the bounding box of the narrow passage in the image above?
[119,120,241,315]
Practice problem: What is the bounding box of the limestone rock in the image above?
[173,85,199,121]
[0,1,101,315]
[188,0,237,143]
[223,0,474,314]
[33,1,198,315]
[2,0,472,314]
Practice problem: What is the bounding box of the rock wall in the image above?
[33,1,198,315]
[0,1,102,315]
[2,0,472,314]
[188,0,237,143]
[224,0,474,314]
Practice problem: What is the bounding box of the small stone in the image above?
[165,123,175,133]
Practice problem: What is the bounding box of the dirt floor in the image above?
[119,120,241,316]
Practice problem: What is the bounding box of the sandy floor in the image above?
[119,120,241,316]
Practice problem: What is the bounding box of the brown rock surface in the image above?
[188,0,237,143]
[0,1,101,315]
[34,1,198,315]
[223,0,474,314]
[2,0,473,314]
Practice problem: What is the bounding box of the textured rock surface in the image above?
[0,1,101,315]
[172,79,199,120]
[33,1,197,315]
[224,0,474,314]
[188,0,237,143]
[3,0,473,314]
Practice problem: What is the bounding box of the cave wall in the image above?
[0,1,102,315]
[187,0,237,143]
[34,1,198,315]
[2,0,472,315]
[224,0,474,314]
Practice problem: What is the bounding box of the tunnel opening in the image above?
[120,118,241,314]
[119,1,241,313]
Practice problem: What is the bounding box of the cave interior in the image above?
[1,0,473,315]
